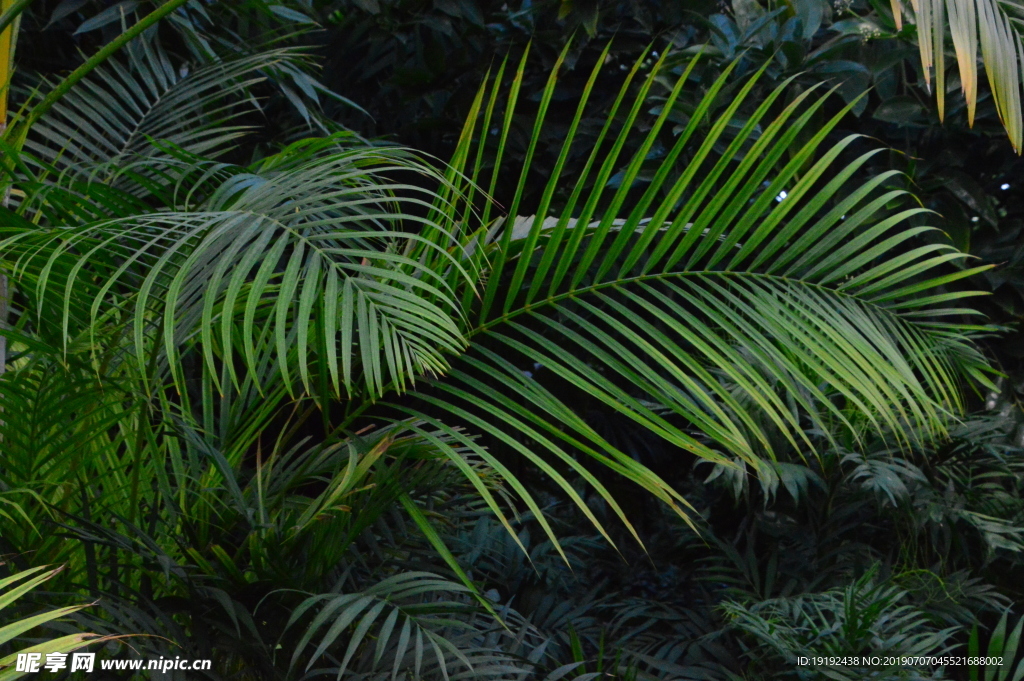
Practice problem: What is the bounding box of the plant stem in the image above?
[0,0,30,43]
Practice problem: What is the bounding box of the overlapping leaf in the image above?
[2,144,469,400]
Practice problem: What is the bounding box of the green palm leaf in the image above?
[23,36,305,186]
[2,142,469,400]
[407,50,994,548]
[285,572,494,679]
[1,46,996,567]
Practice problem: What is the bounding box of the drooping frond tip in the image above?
[895,0,1024,152]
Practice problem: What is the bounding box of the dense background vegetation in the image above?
[1,0,1024,679]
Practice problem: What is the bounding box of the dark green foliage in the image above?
[1,0,1024,680]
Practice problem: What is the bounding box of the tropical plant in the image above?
[5,40,999,538]
[19,0,1024,377]
[0,0,1018,676]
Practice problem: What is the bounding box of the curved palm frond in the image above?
[23,35,307,186]
[408,47,994,546]
[894,0,1024,150]
[2,142,469,399]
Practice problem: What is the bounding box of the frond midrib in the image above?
[469,268,933,339]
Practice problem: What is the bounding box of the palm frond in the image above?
[722,567,960,680]
[895,0,1024,151]
[2,142,469,400]
[23,37,306,186]
[412,51,993,545]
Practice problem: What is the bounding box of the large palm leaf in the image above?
[2,141,468,400]
[403,46,994,546]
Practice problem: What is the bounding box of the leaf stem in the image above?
[0,0,31,38]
